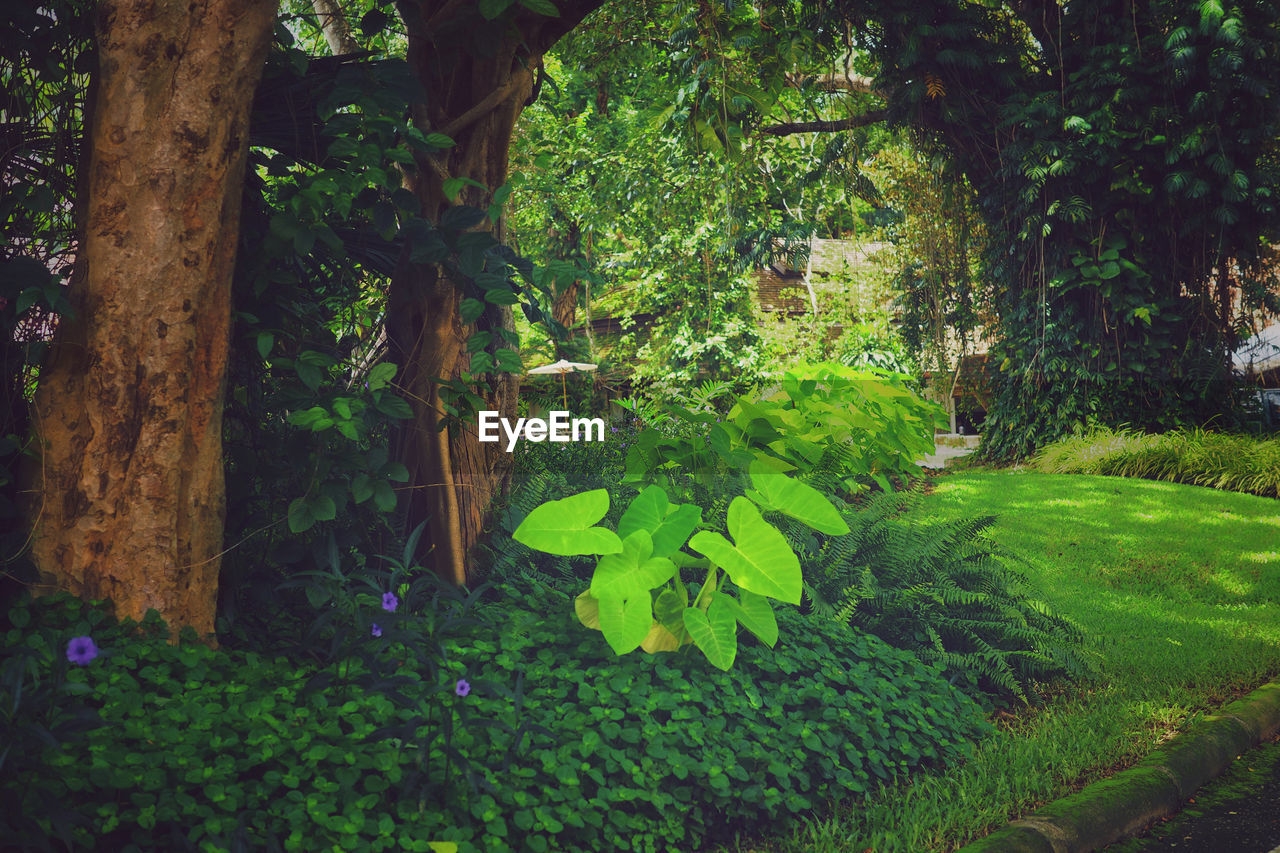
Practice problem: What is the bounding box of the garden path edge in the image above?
[955,679,1280,853]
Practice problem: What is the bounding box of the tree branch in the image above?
[785,71,882,95]
[758,109,889,136]
[439,71,527,138]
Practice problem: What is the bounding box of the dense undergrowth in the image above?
[1,588,990,853]
[1,373,1092,852]
[485,380,1091,705]
[1032,426,1280,497]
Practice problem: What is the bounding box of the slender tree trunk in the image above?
[552,279,580,333]
[25,0,276,640]
[311,0,360,56]
[389,1,602,584]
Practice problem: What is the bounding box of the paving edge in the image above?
[955,680,1280,853]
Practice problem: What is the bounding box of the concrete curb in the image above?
[956,681,1280,853]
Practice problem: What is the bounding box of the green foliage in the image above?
[862,143,989,375]
[510,364,945,670]
[801,490,1095,703]
[473,597,990,853]
[625,364,943,500]
[1033,426,1280,497]
[0,584,993,850]
[1,572,499,853]
[220,49,435,639]
[0,0,93,589]
[514,472,841,670]
[841,0,1280,458]
[474,416,646,594]
[223,42,542,636]
[507,6,900,395]
[756,295,919,378]
[1,588,991,853]
[512,489,623,556]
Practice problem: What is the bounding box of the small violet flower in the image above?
[455,679,471,697]
[66,636,98,666]
[371,623,382,638]
[381,591,398,613]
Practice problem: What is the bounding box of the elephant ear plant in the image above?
[512,462,848,670]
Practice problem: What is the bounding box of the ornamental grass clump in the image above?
[1033,426,1280,497]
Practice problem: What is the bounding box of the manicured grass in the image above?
[718,471,1280,853]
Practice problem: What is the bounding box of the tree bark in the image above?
[311,0,361,56]
[25,0,276,640]
[389,1,603,584]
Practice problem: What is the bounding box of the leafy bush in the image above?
[624,362,943,502]
[800,490,1095,703]
[1033,426,1280,498]
[2,587,992,853]
[511,470,848,670]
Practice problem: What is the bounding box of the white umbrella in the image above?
[527,358,598,408]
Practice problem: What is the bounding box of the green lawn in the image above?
[723,470,1280,853]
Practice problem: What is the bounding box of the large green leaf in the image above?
[617,485,702,557]
[617,484,666,537]
[599,594,653,655]
[653,586,687,631]
[590,530,676,601]
[512,490,622,556]
[722,589,779,647]
[574,590,601,630]
[746,462,850,535]
[682,595,737,670]
[640,622,682,653]
[688,497,801,604]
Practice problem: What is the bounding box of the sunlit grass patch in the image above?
[719,471,1280,853]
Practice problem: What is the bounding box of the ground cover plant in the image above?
[0,585,991,853]
[1033,426,1280,498]
[714,471,1280,852]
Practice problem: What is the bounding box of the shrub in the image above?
[2,587,992,853]
[1033,426,1280,497]
[624,363,944,501]
[799,490,1095,704]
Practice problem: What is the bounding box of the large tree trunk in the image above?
[389,2,602,584]
[25,0,276,640]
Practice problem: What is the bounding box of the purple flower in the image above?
[455,679,471,697]
[381,592,398,612]
[66,636,98,666]
[371,623,382,638]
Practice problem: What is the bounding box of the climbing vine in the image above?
[838,0,1280,456]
